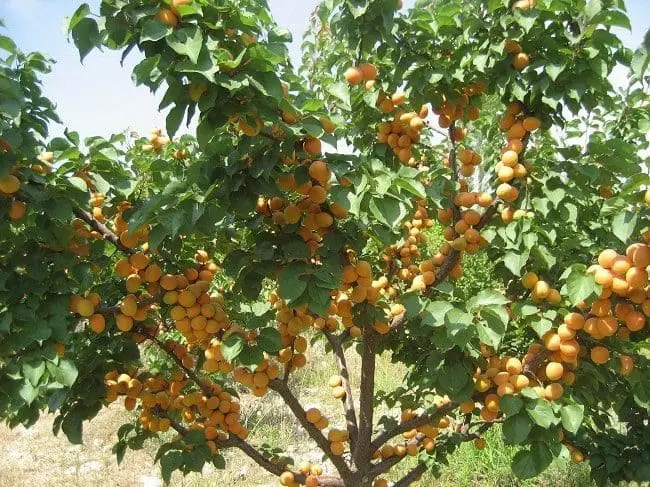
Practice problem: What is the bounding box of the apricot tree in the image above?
[1,1,649,486]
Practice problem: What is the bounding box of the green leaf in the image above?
[19,381,38,405]
[0,311,11,332]
[166,104,186,137]
[467,290,509,311]
[631,44,650,78]
[326,82,351,111]
[584,0,602,21]
[49,359,79,387]
[545,62,565,82]
[67,3,90,31]
[257,328,283,354]
[564,265,599,306]
[421,301,453,327]
[395,178,426,199]
[525,399,556,428]
[141,19,172,42]
[278,262,311,301]
[500,395,523,416]
[23,360,45,387]
[477,306,508,348]
[368,196,407,230]
[512,442,553,479]
[220,334,245,363]
[167,26,203,64]
[71,17,99,62]
[560,404,584,433]
[503,250,530,276]
[68,176,88,192]
[161,450,183,483]
[503,413,532,445]
[611,210,638,243]
[62,413,83,444]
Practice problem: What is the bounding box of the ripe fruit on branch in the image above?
[0,175,20,194]
[156,8,178,27]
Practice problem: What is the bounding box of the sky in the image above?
[0,0,648,140]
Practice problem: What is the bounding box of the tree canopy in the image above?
[1,1,649,486]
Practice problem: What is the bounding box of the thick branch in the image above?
[324,330,358,453]
[269,379,352,478]
[72,206,134,255]
[394,463,428,487]
[353,325,378,470]
[370,402,456,453]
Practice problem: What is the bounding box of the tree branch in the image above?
[393,463,427,487]
[370,402,456,453]
[151,336,213,397]
[434,248,461,283]
[268,379,353,478]
[387,311,406,331]
[368,434,425,479]
[324,330,358,453]
[72,206,134,255]
[352,324,378,471]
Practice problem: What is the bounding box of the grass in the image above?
[0,336,595,487]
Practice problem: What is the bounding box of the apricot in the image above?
[344,67,363,85]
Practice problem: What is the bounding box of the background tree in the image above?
[1,0,649,486]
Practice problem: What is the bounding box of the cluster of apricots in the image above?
[385,200,437,288]
[142,128,171,153]
[258,156,350,258]
[0,171,26,222]
[494,102,539,206]
[456,146,483,177]
[376,99,429,165]
[343,62,378,89]
[327,427,350,456]
[521,272,562,305]
[305,405,331,431]
[164,255,230,344]
[466,243,648,458]
[232,358,281,397]
[104,356,249,449]
[109,200,151,249]
[432,82,486,129]
[269,294,312,370]
[439,206,490,256]
[278,461,325,487]
[369,408,439,466]
[328,374,347,401]
[505,39,530,71]
[589,244,649,304]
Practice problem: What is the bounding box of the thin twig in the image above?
[370,402,456,452]
[72,206,134,255]
[150,336,213,397]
